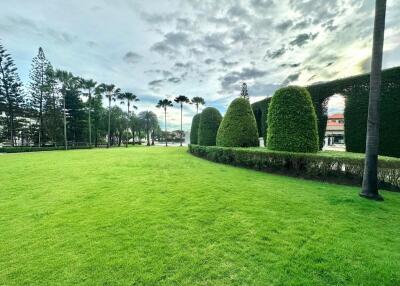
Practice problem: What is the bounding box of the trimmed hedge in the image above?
[0,146,91,153]
[190,113,201,144]
[198,107,222,146]
[217,98,259,147]
[188,145,400,191]
[267,86,319,153]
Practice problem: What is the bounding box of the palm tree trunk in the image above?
[63,92,67,150]
[126,102,130,148]
[165,108,167,147]
[196,104,199,114]
[360,0,386,201]
[88,91,92,148]
[180,103,183,146]
[108,97,111,148]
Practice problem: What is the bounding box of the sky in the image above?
[1,0,399,130]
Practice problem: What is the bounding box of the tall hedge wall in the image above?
[251,97,271,142]
[252,66,400,157]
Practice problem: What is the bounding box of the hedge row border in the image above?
[188,144,400,192]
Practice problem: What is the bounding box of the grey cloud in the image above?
[123,51,142,64]
[289,33,318,47]
[265,46,286,59]
[148,79,164,86]
[220,58,239,67]
[280,63,301,68]
[220,67,269,91]
[141,12,177,24]
[283,72,301,85]
[248,82,281,97]
[204,58,215,65]
[167,77,181,83]
[201,33,228,52]
[227,5,250,19]
[150,31,190,55]
[231,27,251,43]
[276,20,293,32]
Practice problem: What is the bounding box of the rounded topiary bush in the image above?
[267,86,319,153]
[198,107,222,146]
[190,113,201,144]
[217,98,259,147]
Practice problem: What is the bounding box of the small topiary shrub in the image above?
[198,107,222,146]
[217,98,259,147]
[190,113,201,144]
[267,86,319,153]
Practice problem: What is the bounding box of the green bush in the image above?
[190,113,201,144]
[217,98,259,147]
[267,86,318,153]
[251,97,272,144]
[189,145,400,191]
[198,107,222,146]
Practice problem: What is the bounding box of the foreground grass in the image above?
[1,148,400,285]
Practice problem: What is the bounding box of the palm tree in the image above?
[118,92,139,147]
[55,70,76,150]
[361,0,387,201]
[139,111,158,146]
[156,99,173,147]
[98,83,120,148]
[191,96,205,114]
[174,95,190,146]
[79,78,97,147]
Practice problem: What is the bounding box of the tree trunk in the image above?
[108,97,111,148]
[39,92,43,147]
[180,103,183,146]
[126,102,130,148]
[360,0,386,201]
[165,108,168,147]
[63,92,68,150]
[88,91,92,148]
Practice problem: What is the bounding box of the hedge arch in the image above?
[216,98,259,147]
[190,113,201,144]
[252,66,400,157]
[198,107,222,146]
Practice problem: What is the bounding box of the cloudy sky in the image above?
[1,0,399,129]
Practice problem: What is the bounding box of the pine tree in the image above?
[240,82,249,100]
[0,43,24,146]
[29,47,52,147]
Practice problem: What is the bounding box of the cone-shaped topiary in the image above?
[267,86,319,153]
[190,113,201,144]
[217,98,259,147]
[198,107,222,146]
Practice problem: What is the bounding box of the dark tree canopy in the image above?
[198,107,222,146]
[217,97,259,147]
[267,86,319,153]
[190,113,201,144]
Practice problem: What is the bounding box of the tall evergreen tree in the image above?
[0,43,24,146]
[29,47,52,146]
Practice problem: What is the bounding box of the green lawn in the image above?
[1,147,400,285]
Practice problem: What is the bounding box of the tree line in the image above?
[0,43,205,148]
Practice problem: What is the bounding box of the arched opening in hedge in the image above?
[323,94,346,149]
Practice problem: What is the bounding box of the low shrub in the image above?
[190,113,201,144]
[267,86,319,153]
[0,146,91,153]
[188,145,400,192]
[217,98,259,147]
[198,107,222,146]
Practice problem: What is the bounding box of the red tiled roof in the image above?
[327,121,344,126]
[328,113,344,119]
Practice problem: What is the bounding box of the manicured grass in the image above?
[1,147,400,285]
